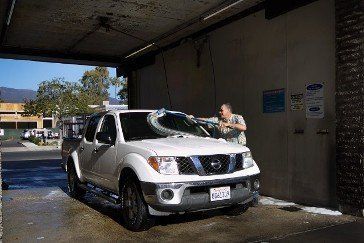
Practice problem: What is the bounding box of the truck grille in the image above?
[176,157,196,175]
[198,154,230,175]
[176,154,243,176]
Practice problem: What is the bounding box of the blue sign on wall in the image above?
[263,88,285,113]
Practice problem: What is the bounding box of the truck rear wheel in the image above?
[121,175,155,231]
[67,162,86,199]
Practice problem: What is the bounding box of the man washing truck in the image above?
[62,109,260,231]
[189,103,247,145]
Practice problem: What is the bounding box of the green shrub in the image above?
[29,135,41,145]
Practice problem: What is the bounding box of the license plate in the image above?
[210,186,231,201]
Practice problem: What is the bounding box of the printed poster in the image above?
[306,83,324,119]
[263,89,285,113]
[290,93,304,111]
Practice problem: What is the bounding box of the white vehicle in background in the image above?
[20,129,31,139]
[21,128,55,139]
[62,109,260,231]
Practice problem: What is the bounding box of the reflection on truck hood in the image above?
[128,137,249,156]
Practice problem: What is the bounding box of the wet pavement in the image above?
[0,140,25,148]
[1,141,363,242]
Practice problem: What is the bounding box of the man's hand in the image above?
[186,115,195,121]
[219,122,229,128]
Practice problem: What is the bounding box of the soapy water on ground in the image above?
[43,190,68,200]
[260,196,342,216]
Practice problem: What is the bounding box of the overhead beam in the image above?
[0,46,121,67]
[265,0,318,19]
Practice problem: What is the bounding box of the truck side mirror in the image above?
[96,132,112,145]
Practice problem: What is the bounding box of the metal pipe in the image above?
[203,0,246,21]
[6,0,16,26]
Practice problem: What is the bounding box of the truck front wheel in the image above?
[67,161,86,199]
[121,175,155,231]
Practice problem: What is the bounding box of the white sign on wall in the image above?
[306,83,324,119]
[0,129,4,136]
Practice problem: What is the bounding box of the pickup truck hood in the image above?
[128,137,249,156]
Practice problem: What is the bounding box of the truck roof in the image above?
[94,109,186,115]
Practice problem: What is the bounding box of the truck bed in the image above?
[61,137,82,171]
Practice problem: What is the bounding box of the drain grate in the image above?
[279,206,302,212]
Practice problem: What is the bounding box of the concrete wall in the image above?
[135,0,336,206]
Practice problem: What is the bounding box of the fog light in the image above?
[253,179,260,190]
[161,189,174,200]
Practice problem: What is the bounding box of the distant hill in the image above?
[0,86,120,104]
[0,86,36,102]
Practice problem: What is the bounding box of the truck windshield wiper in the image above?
[168,134,193,138]
[128,136,160,141]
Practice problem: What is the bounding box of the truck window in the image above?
[85,115,101,142]
[99,115,117,143]
[119,112,165,141]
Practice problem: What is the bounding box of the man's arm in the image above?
[224,122,246,131]
[221,115,247,131]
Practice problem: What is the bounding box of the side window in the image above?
[85,116,101,142]
[99,115,117,144]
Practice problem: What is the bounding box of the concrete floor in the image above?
[1,140,363,242]
[2,188,361,242]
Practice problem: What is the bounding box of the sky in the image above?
[0,58,120,98]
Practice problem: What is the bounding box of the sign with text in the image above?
[290,93,304,111]
[306,83,324,118]
[263,89,285,113]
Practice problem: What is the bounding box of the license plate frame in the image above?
[210,186,231,202]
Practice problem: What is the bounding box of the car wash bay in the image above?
[122,0,363,214]
[0,0,363,238]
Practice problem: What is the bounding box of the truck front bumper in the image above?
[140,174,260,213]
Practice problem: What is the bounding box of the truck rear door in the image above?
[79,114,101,182]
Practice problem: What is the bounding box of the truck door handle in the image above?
[93,148,99,153]
[80,146,84,151]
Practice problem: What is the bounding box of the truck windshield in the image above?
[119,112,209,141]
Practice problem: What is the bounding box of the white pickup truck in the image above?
[62,109,260,231]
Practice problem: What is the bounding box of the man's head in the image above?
[219,103,232,119]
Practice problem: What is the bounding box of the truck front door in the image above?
[93,114,118,192]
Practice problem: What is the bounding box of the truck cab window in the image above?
[85,115,101,142]
[100,115,117,143]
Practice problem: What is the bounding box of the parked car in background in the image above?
[52,132,60,139]
[21,128,59,140]
[20,129,31,139]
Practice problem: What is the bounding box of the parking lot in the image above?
[1,140,363,242]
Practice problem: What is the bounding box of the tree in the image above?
[79,66,111,105]
[110,76,122,100]
[22,66,118,122]
[117,77,128,105]
[23,78,92,121]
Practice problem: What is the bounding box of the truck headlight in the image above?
[148,157,179,175]
[242,151,254,169]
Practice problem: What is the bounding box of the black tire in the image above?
[67,162,86,199]
[221,203,249,216]
[121,175,155,231]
